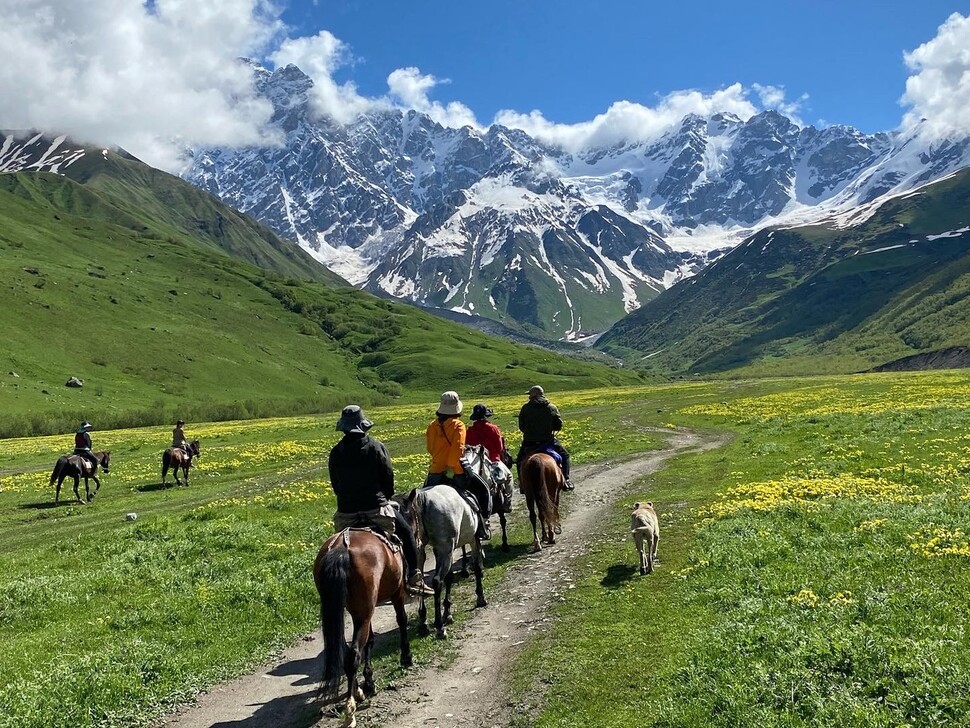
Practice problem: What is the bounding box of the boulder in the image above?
[65,376,84,388]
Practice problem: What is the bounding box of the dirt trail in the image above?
[161,430,721,728]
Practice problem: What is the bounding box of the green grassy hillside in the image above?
[0,167,642,437]
[598,169,970,375]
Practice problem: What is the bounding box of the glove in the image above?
[445,468,455,479]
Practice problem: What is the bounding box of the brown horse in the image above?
[314,528,412,728]
[161,440,200,486]
[50,451,111,504]
[519,452,563,552]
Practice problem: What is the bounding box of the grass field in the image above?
[3,373,970,727]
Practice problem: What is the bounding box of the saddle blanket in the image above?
[542,447,562,466]
[342,527,401,553]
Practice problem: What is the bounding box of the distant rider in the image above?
[466,403,513,512]
[328,405,432,596]
[517,385,573,490]
[73,421,98,471]
[172,419,188,455]
[425,391,492,540]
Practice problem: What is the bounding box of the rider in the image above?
[73,421,97,471]
[172,419,188,455]
[466,403,513,512]
[517,385,573,490]
[425,391,491,540]
[328,405,432,596]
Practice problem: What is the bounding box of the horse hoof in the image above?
[418,624,430,637]
[401,653,413,668]
[501,543,510,553]
[354,687,366,702]
[554,524,562,535]
[362,681,376,697]
[531,544,541,553]
[476,596,487,608]
[444,614,454,625]
[436,628,448,640]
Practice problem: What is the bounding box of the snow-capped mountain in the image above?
[0,131,89,173]
[180,63,970,340]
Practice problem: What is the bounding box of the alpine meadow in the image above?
[4,4,970,728]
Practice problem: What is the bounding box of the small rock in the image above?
[8,371,18,377]
[125,513,138,521]
[65,376,84,388]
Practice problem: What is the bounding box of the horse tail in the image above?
[50,458,63,486]
[161,450,169,479]
[525,456,555,527]
[316,544,350,701]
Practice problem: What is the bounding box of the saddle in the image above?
[342,526,402,553]
[67,454,94,474]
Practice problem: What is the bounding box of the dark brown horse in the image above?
[50,451,111,504]
[161,440,200,486]
[314,528,412,727]
[519,452,563,552]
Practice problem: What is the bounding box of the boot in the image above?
[478,516,492,541]
[407,570,433,596]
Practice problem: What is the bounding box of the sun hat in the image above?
[176,419,185,426]
[437,391,463,416]
[78,421,93,431]
[470,403,494,421]
[527,385,544,398]
[335,405,373,434]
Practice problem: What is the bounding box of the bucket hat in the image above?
[470,403,494,421]
[335,405,373,434]
[437,391,463,416]
[527,385,544,398]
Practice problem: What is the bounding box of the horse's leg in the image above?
[417,590,429,637]
[432,547,454,638]
[473,541,487,608]
[55,475,62,504]
[442,570,455,628]
[343,615,366,728]
[459,545,469,578]
[392,592,413,667]
[174,462,182,487]
[526,494,541,552]
[498,511,509,552]
[89,474,102,501]
[73,474,82,503]
[184,464,190,487]
[361,625,376,697]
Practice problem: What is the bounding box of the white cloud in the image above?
[494,84,761,152]
[386,67,479,129]
[752,83,808,124]
[901,12,970,138]
[269,30,377,123]
[0,0,286,171]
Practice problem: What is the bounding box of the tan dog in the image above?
[631,502,659,575]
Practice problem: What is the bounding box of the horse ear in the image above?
[646,501,653,508]
[406,488,417,504]
[632,502,641,510]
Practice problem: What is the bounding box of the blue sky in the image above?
[281,0,968,133]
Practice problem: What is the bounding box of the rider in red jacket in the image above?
[465,403,504,462]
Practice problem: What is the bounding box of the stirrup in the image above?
[563,478,575,491]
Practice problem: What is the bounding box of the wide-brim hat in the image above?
[470,403,494,421]
[335,405,373,434]
[79,421,93,431]
[437,391,463,416]
[176,419,185,426]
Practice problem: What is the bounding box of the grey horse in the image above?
[399,484,487,639]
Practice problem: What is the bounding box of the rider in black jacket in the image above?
[328,405,432,595]
[516,385,573,490]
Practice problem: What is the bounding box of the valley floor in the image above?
[160,430,722,728]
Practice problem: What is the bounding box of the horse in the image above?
[50,451,111,504]
[161,440,200,486]
[519,452,563,553]
[462,444,514,552]
[313,528,412,728]
[398,485,486,639]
